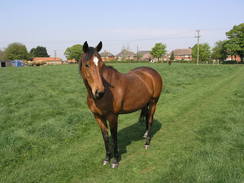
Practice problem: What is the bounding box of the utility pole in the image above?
[195,30,200,65]
[54,50,57,60]
[127,43,130,51]
[136,45,139,61]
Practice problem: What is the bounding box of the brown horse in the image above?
[79,41,163,168]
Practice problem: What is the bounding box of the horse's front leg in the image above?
[107,114,119,168]
[93,114,112,166]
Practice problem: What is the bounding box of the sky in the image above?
[0,0,243,59]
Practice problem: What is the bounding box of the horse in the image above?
[79,41,163,168]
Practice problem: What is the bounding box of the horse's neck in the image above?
[102,65,121,81]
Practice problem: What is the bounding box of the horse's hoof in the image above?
[144,145,149,150]
[111,163,119,168]
[103,160,110,166]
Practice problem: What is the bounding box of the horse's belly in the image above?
[121,88,152,113]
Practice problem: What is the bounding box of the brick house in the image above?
[67,59,77,64]
[172,48,192,61]
[226,55,241,62]
[31,57,63,66]
[100,50,115,61]
[137,51,153,61]
[116,49,136,61]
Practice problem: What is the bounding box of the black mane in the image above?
[105,65,117,72]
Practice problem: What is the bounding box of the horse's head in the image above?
[80,41,105,100]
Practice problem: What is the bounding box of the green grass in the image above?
[0,63,243,183]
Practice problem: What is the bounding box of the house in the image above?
[11,60,24,67]
[137,51,153,61]
[226,55,241,62]
[31,57,63,66]
[67,59,77,64]
[171,48,192,61]
[1,60,24,67]
[116,49,136,61]
[0,60,12,67]
[100,50,115,61]
[162,53,171,62]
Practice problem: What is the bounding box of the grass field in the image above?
[0,63,243,183]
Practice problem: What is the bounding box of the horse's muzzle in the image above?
[94,90,105,99]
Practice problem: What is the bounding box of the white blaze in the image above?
[93,57,99,66]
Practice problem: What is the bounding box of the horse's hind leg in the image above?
[139,105,148,123]
[144,101,157,149]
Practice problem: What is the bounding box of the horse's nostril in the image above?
[95,90,105,99]
[99,91,105,97]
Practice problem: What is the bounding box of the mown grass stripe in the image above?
[0,64,243,183]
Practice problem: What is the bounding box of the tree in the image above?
[211,40,228,62]
[151,43,166,61]
[225,23,244,62]
[64,44,83,61]
[0,50,5,60]
[170,51,175,61]
[4,42,29,60]
[168,51,174,65]
[192,43,211,63]
[30,46,49,57]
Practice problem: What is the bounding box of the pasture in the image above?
[0,63,243,183]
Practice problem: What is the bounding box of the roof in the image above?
[137,51,151,55]
[11,60,24,62]
[32,57,62,61]
[173,49,192,56]
[116,49,136,57]
[100,50,114,57]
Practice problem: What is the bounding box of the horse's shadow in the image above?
[117,119,162,155]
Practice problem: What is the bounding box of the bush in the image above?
[173,60,193,64]
[223,60,238,64]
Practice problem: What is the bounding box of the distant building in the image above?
[162,53,171,62]
[67,59,77,64]
[100,50,115,61]
[116,49,136,61]
[171,48,192,61]
[226,55,241,62]
[137,51,153,61]
[31,57,63,66]
[11,60,24,67]
[0,60,12,67]
[0,60,24,67]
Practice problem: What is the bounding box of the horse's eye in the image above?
[85,64,89,68]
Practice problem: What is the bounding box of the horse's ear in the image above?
[83,41,89,53]
[96,41,102,52]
